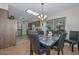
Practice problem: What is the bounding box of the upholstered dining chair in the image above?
[51,33,67,55]
[28,33,49,55]
[65,31,79,52]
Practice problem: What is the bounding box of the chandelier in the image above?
[26,3,47,21]
[38,3,47,21]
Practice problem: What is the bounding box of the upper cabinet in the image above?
[0,8,8,20]
[28,21,40,27]
[0,3,8,10]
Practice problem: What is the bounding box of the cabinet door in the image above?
[0,20,17,49]
[0,8,8,48]
[0,20,4,48]
[9,20,17,46]
[3,20,11,48]
[0,9,8,20]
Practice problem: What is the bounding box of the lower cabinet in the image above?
[0,20,17,49]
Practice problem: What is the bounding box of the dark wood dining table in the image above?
[39,34,60,54]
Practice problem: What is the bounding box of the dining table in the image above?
[39,34,60,54]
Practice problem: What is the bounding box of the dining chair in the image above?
[65,31,79,52]
[51,33,67,55]
[28,33,49,55]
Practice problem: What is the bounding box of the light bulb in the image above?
[43,15,47,19]
[38,15,41,18]
[40,14,43,17]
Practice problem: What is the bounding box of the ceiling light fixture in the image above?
[26,3,47,21]
[26,9,39,16]
[38,3,47,21]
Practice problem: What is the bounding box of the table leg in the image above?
[30,43,33,55]
[46,47,50,55]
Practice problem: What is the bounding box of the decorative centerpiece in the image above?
[47,31,52,37]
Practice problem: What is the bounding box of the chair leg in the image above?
[46,50,50,55]
[58,50,60,55]
[78,43,79,51]
[72,44,74,52]
[46,47,50,55]
[61,49,64,55]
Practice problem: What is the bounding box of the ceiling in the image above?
[8,3,79,22]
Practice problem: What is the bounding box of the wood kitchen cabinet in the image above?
[0,8,17,49]
[28,21,40,27]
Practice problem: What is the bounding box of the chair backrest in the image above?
[37,30,44,35]
[28,33,40,53]
[69,31,79,40]
[57,33,67,50]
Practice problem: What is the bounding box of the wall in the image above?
[47,6,79,39]
[0,3,8,10]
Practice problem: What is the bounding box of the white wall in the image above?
[47,6,79,39]
[0,3,8,10]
